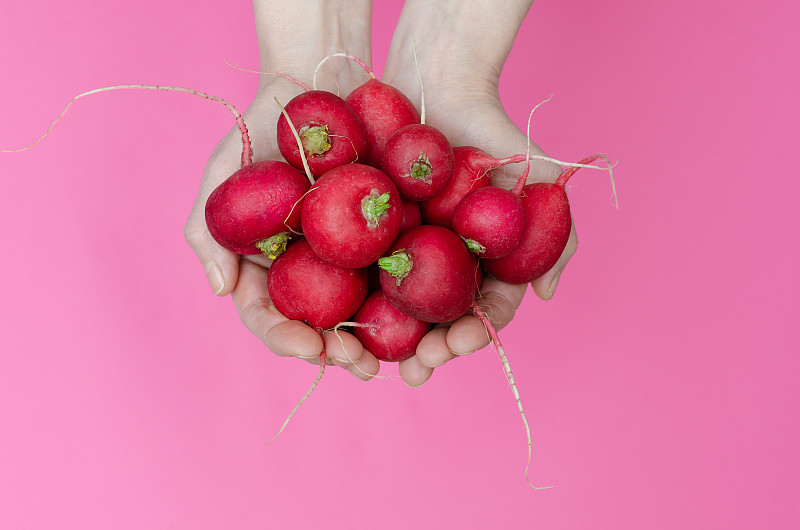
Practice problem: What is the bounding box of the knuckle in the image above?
[183,220,206,251]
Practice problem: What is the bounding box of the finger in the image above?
[445,277,527,355]
[232,260,323,358]
[398,354,434,388]
[530,221,578,300]
[415,327,456,368]
[340,349,381,381]
[445,315,490,355]
[322,329,363,364]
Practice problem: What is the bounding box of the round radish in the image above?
[381,124,454,200]
[378,225,479,323]
[267,239,368,330]
[277,90,368,176]
[352,290,431,362]
[399,199,422,233]
[481,183,569,284]
[420,146,494,228]
[345,78,421,167]
[301,163,402,268]
[205,160,310,256]
[482,154,613,284]
[451,186,527,259]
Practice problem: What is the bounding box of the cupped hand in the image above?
[381,26,578,386]
[183,79,380,380]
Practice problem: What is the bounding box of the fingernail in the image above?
[205,261,225,295]
[546,273,561,299]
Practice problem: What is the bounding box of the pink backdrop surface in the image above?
[1,1,798,528]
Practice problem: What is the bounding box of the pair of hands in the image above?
[183,0,577,386]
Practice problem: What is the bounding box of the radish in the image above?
[276,90,368,176]
[300,163,402,268]
[419,146,495,228]
[266,238,369,331]
[399,198,422,233]
[451,185,526,259]
[381,123,454,200]
[378,225,479,323]
[204,160,310,256]
[352,290,431,362]
[314,52,420,167]
[420,140,602,230]
[379,45,454,201]
[482,153,616,284]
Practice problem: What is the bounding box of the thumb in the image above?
[184,202,240,297]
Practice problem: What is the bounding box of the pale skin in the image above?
[184,0,578,386]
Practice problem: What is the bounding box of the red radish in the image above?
[420,146,495,228]
[352,290,431,362]
[482,154,616,284]
[378,225,479,323]
[265,237,369,443]
[205,160,310,256]
[314,52,420,167]
[277,90,368,176]
[378,45,453,201]
[267,239,368,331]
[419,142,595,229]
[301,163,402,268]
[451,186,526,259]
[399,198,422,233]
[346,79,421,167]
[381,123,454,200]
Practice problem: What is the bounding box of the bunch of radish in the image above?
[2,52,615,489]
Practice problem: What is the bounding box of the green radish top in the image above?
[362,191,393,227]
[255,232,290,259]
[409,151,432,183]
[299,124,331,156]
[378,250,413,285]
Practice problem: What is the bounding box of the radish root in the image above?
[471,301,553,490]
[274,97,315,184]
[330,323,393,380]
[1,85,253,168]
[513,95,553,195]
[556,154,619,210]
[411,35,426,125]
[313,51,375,90]
[224,62,311,92]
[266,349,327,443]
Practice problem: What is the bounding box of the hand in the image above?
[184,1,381,380]
[381,0,577,386]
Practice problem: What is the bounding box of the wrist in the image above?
[384,0,532,93]
[253,0,373,93]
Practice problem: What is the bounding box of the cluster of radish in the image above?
[3,52,614,488]
[207,54,615,488]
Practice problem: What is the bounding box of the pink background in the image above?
[1,1,798,528]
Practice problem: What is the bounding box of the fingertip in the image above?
[398,355,434,387]
[531,271,560,301]
[447,315,490,355]
[322,330,364,364]
[267,320,324,358]
[341,350,380,381]
[204,261,227,296]
[416,327,455,368]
